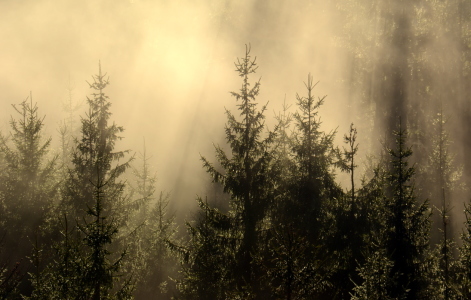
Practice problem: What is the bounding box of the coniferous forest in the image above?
[1,0,471,299]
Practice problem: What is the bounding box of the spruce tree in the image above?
[261,99,301,299]
[0,93,58,237]
[351,162,395,300]
[126,142,178,300]
[330,123,365,298]
[0,93,58,296]
[341,123,358,204]
[183,45,276,298]
[128,140,155,225]
[384,121,430,299]
[123,141,155,295]
[49,62,133,299]
[136,192,178,299]
[425,108,461,299]
[351,247,395,300]
[203,44,275,296]
[271,98,294,181]
[62,63,130,221]
[291,74,338,234]
[57,77,82,175]
[178,197,236,299]
[42,214,83,299]
[78,179,129,299]
[290,74,342,297]
[258,75,344,299]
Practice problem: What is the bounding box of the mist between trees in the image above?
[1,0,471,298]
[0,43,469,299]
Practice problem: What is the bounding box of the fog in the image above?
[0,0,354,217]
[2,0,471,298]
[1,0,469,225]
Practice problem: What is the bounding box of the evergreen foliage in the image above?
[178,197,236,299]
[0,93,58,296]
[425,108,461,299]
[0,239,23,299]
[0,94,58,238]
[269,74,343,299]
[327,123,365,298]
[2,35,471,298]
[135,192,178,299]
[351,247,395,300]
[62,62,130,221]
[458,203,471,298]
[181,45,276,298]
[42,214,83,299]
[383,121,431,299]
[43,62,134,300]
[291,74,339,235]
[126,142,179,300]
[57,78,82,174]
[351,163,393,300]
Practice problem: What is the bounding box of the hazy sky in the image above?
[0,0,354,215]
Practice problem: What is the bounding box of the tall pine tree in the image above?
[291,74,342,298]
[48,62,133,299]
[182,45,276,298]
[384,121,430,299]
[0,93,58,296]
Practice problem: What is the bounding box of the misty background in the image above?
[0,0,353,218]
[0,0,469,228]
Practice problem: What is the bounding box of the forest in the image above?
[1,0,471,299]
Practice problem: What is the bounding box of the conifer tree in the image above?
[341,123,358,204]
[271,98,294,181]
[61,62,131,218]
[78,178,129,299]
[57,77,82,175]
[424,108,461,299]
[123,141,155,289]
[182,45,276,298]
[351,162,395,300]
[351,246,395,300]
[126,140,156,231]
[49,62,133,299]
[384,121,430,299]
[353,122,432,299]
[135,192,178,299]
[288,74,342,298]
[268,98,294,228]
[329,123,365,298]
[0,93,58,234]
[292,73,342,247]
[257,75,345,299]
[203,44,275,296]
[178,197,236,299]
[291,74,339,234]
[0,93,58,296]
[126,142,178,300]
[42,214,83,299]
[261,100,302,299]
